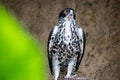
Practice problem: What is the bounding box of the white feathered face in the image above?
[59,8,75,20]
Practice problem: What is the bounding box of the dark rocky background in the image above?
[1,0,120,80]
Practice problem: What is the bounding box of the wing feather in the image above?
[47,26,58,75]
[75,28,86,71]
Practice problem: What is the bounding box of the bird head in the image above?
[59,8,75,21]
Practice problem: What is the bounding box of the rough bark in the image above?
[1,0,120,80]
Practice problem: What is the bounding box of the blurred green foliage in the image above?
[0,3,46,80]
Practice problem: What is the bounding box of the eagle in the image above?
[47,8,85,80]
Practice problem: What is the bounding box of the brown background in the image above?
[1,0,120,80]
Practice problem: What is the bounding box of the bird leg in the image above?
[54,65,60,80]
[53,56,60,80]
[65,60,75,78]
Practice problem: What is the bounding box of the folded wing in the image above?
[47,26,58,75]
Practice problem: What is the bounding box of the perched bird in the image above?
[47,8,85,80]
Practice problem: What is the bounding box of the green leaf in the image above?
[0,3,47,80]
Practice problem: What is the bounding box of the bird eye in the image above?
[63,10,68,15]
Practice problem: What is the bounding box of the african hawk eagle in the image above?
[47,8,85,80]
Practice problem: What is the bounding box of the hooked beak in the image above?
[67,14,73,20]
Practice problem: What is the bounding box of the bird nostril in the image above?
[70,14,73,16]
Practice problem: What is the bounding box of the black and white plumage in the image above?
[47,8,85,80]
